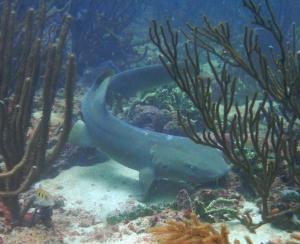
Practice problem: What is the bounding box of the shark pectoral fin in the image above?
[68,120,93,147]
[139,167,155,202]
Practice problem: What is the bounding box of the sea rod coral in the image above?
[0,0,76,226]
[150,0,300,228]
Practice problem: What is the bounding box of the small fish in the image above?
[36,187,50,200]
[34,186,55,207]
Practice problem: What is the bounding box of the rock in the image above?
[176,189,192,210]
[130,105,171,132]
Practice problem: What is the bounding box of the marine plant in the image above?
[109,84,201,128]
[150,0,300,227]
[193,197,238,222]
[0,0,75,225]
[137,85,199,118]
[8,0,147,74]
[149,212,253,244]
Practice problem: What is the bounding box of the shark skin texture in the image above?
[69,65,230,201]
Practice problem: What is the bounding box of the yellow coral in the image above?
[149,213,252,244]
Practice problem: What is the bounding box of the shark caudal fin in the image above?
[68,120,93,147]
[90,69,115,93]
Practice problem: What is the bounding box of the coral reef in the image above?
[193,197,238,223]
[150,0,300,228]
[106,203,176,225]
[176,189,193,211]
[105,189,241,229]
[130,105,171,132]
[108,83,205,135]
[175,189,241,223]
[0,0,76,225]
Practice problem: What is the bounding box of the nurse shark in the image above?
[69,65,230,200]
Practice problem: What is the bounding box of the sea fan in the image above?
[149,213,252,244]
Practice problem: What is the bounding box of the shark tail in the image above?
[91,69,116,92]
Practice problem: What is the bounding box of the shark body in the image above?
[69,65,230,200]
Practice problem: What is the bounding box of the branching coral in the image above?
[0,0,76,224]
[186,0,300,186]
[149,0,300,226]
[149,212,252,244]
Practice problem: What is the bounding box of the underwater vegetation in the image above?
[150,0,300,231]
[0,0,75,227]
[8,0,148,76]
[109,83,203,135]
[106,203,175,225]
[106,189,240,226]
[0,0,300,242]
[149,212,253,244]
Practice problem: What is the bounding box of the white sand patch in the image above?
[39,160,141,221]
[36,161,291,243]
[225,221,289,243]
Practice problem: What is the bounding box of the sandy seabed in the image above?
[1,160,292,243]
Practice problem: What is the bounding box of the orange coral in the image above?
[149,212,252,244]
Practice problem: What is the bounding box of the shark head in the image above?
[151,136,230,184]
